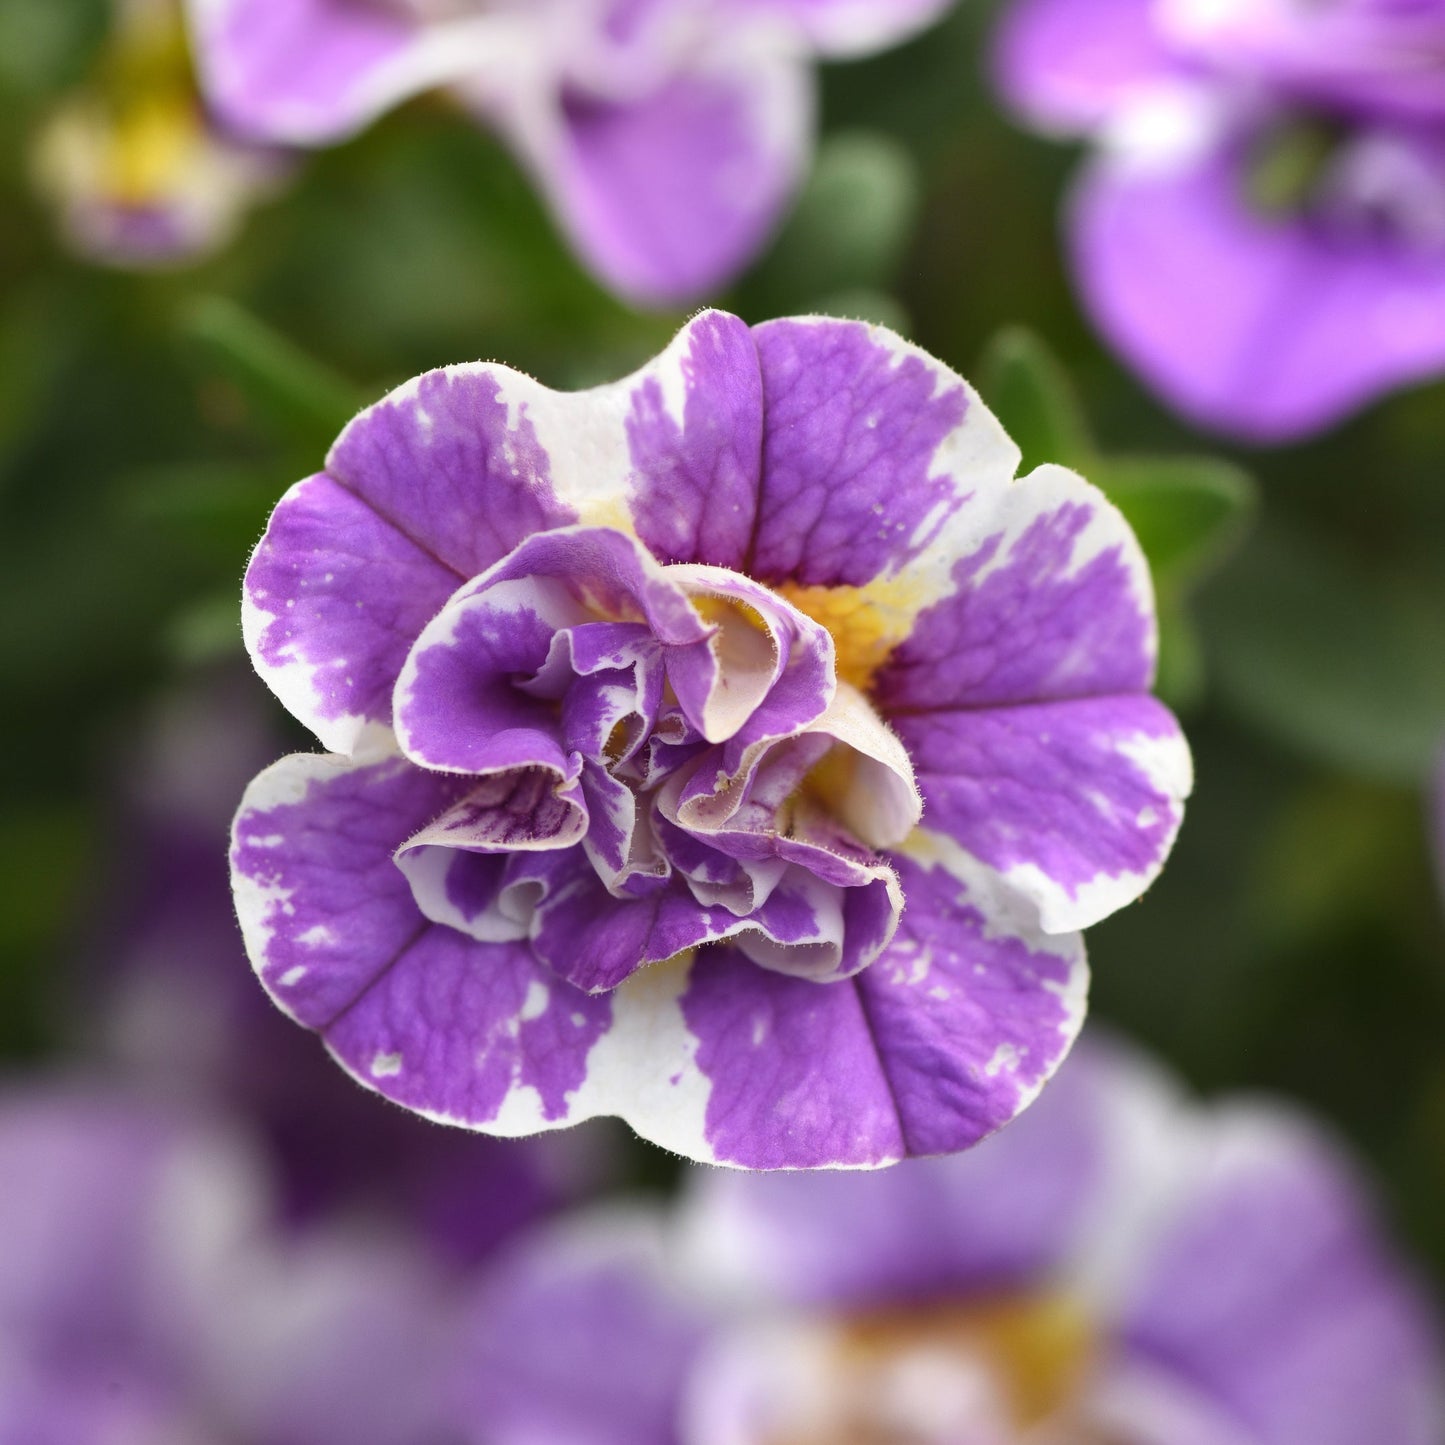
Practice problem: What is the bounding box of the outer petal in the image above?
[185,0,512,144]
[1115,1110,1445,1445]
[724,0,956,58]
[243,363,583,754]
[488,40,812,305]
[875,467,1190,932]
[1071,145,1445,440]
[672,846,1085,1169]
[898,699,1188,934]
[454,1209,710,1445]
[247,317,785,754]
[622,309,765,569]
[749,316,1020,591]
[231,749,619,1123]
[229,748,863,1164]
[991,0,1178,135]
[874,468,1159,710]
[234,754,1083,1168]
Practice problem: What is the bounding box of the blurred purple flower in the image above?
[34,0,285,270]
[229,310,1190,1170]
[88,668,601,1268]
[457,1042,1445,1445]
[182,0,954,304]
[994,0,1445,441]
[0,1084,455,1444]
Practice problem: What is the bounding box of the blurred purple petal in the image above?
[1072,141,1445,440]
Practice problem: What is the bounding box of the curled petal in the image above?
[668,564,835,745]
[394,847,535,944]
[399,767,588,856]
[393,577,590,775]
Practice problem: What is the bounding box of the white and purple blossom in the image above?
[994,0,1445,441]
[182,0,954,305]
[0,1085,455,1444]
[34,0,283,270]
[458,1044,1445,1445]
[230,311,1192,1170]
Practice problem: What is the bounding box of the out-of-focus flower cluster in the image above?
[5,1038,1438,1443]
[995,0,1445,440]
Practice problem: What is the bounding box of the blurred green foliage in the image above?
[0,0,1441,1287]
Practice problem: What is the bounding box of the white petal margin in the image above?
[473,953,720,1158]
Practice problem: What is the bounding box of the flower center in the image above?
[741,1294,1096,1445]
[776,577,925,694]
[391,528,920,993]
[1245,117,1445,252]
[42,0,206,207]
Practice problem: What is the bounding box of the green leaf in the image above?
[808,289,912,336]
[1096,455,1257,588]
[1202,525,1445,782]
[977,326,1094,473]
[119,461,282,561]
[746,132,919,309]
[182,297,365,453]
[164,591,245,665]
[1154,599,1205,712]
[0,0,107,97]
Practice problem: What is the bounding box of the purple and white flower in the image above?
[182,0,954,305]
[35,0,283,270]
[994,0,1445,441]
[230,310,1191,1170]
[0,1085,454,1444]
[458,1044,1445,1445]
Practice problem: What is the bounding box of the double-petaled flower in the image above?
[995,0,1445,441]
[182,0,954,303]
[231,312,1191,1169]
